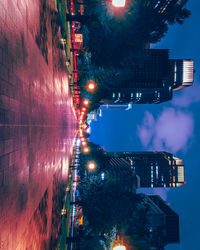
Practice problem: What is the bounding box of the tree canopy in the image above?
[80,0,191,68]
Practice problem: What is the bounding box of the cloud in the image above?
[137,111,155,147]
[137,108,194,154]
[172,83,200,108]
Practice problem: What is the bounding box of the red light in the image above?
[86,81,97,92]
[83,147,90,154]
[83,99,90,106]
[88,83,95,89]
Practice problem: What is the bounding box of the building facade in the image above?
[141,194,180,248]
[169,59,194,91]
[99,49,194,105]
[105,151,185,188]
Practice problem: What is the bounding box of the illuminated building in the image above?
[144,0,188,13]
[99,157,137,193]
[105,86,172,104]
[169,59,194,91]
[142,194,180,246]
[100,49,172,104]
[99,49,194,105]
[105,152,185,188]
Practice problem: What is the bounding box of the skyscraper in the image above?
[105,151,185,188]
[169,59,194,91]
[142,194,180,247]
[99,156,137,193]
[144,0,188,13]
[99,49,194,105]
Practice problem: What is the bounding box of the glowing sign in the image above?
[75,33,83,43]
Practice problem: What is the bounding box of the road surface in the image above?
[0,0,77,249]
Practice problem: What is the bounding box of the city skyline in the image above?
[0,0,198,249]
[90,1,199,249]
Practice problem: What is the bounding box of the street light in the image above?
[83,147,90,154]
[83,99,90,106]
[113,245,126,250]
[86,80,97,92]
[86,161,97,171]
[112,0,126,7]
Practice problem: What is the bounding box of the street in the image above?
[0,0,77,249]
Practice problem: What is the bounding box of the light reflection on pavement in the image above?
[0,0,77,249]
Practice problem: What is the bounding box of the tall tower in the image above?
[105,152,185,188]
[169,59,194,91]
[98,50,194,105]
[100,49,173,104]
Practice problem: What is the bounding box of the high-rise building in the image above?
[99,49,193,105]
[99,156,137,193]
[141,194,180,247]
[105,151,185,188]
[144,0,188,14]
[102,86,173,104]
[169,59,194,91]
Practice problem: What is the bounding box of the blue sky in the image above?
[90,1,200,249]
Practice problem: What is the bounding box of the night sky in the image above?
[90,1,200,249]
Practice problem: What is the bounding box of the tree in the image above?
[77,176,153,249]
[79,0,191,68]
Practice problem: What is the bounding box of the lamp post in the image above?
[86,80,97,93]
[86,161,97,171]
[113,245,126,250]
[112,0,126,7]
[83,147,90,154]
[83,99,90,106]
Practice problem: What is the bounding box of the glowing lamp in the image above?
[86,80,97,92]
[113,245,126,250]
[83,99,90,106]
[112,0,126,7]
[82,141,87,146]
[87,161,97,171]
[82,107,86,111]
[83,147,90,154]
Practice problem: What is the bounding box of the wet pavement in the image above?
[0,0,77,249]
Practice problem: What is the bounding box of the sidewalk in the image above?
[56,0,83,118]
[57,0,77,82]
[57,138,81,250]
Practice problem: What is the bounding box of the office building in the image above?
[141,194,180,248]
[169,59,194,91]
[144,0,188,14]
[98,156,137,193]
[105,151,185,188]
[98,49,193,105]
